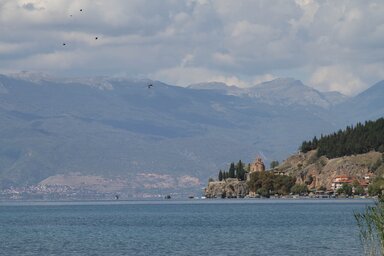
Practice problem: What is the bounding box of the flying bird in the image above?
[80,9,83,12]
[95,37,98,40]
[62,43,66,46]
[148,84,153,88]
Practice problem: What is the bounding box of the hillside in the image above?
[301,118,384,158]
[277,150,384,190]
[282,118,384,190]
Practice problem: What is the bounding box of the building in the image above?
[245,157,266,181]
[331,175,353,191]
[250,157,265,173]
[331,175,369,192]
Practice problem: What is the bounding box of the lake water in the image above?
[0,199,373,256]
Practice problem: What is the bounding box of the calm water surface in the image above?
[0,199,372,256]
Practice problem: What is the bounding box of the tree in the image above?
[340,183,353,196]
[368,178,384,196]
[354,186,365,196]
[274,175,296,195]
[299,117,384,158]
[291,184,308,195]
[218,170,223,181]
[270,160,279,169]
[248,171,295,196]
[257,188,269,197]
[228,162,235,178]
[235,160,245,180]
[336,187,345,195]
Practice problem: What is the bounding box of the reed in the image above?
[355,196,384,256]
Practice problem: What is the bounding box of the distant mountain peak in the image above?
[357,80,384,97]
[188,81,237,90]
[256,77,304,88]
[186,78,348,108]
[246,78,346,108]
[8,71,55,83]
[268,77,298,83]
[187,81,244,96]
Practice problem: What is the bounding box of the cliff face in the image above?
[204,178,249,198]
[278,150,384,190]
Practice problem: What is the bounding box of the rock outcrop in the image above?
[278,150,384,190]
[204,178,249,198]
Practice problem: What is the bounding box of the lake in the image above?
[0,199,373,256]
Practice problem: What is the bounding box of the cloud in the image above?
[152,65,276,88]
[0,42,27,54]
[21,2,45,11]
[0,0,383,94]
[309,65,365,96]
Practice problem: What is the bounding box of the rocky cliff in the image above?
[204,178,249,198]
[278,150,384,190]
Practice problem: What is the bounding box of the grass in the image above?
[355,196,384,256]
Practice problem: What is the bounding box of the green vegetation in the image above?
[300,118,384,158]
[336,183,353,196]
[235,160,246,181]
[290,184,308,195]
[229,163,235,179]
[247,172,296,197]
[217,160,247,181]
[355,196,384,256]
[368,178,384,196]
[270,160,279,169]
[215,159,299,197]
[218,170,223,181]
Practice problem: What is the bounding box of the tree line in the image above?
[217,159,281,182]
[218,160,247,181]
[247,171,298,197]
[217,165,300,197]
[300,118,384,158]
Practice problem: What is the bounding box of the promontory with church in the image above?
[204,118,384,199]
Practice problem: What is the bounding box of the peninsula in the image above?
[205,118,384,198]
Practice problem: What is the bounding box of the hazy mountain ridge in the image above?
[333,80,384,124]
[0,73,382,196]
[188,78,348,108]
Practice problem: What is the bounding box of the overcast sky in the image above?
[0,0,383,95]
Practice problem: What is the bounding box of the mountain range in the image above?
[0,72,383,196]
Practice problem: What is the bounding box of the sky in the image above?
[0,0,383,96]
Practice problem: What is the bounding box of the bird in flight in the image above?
[62,8,103,48]
[148,84,153,88]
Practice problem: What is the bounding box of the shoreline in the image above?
[0,197,375,206]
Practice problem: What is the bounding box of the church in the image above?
[250,157,265,173]
[246,157,265,181]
